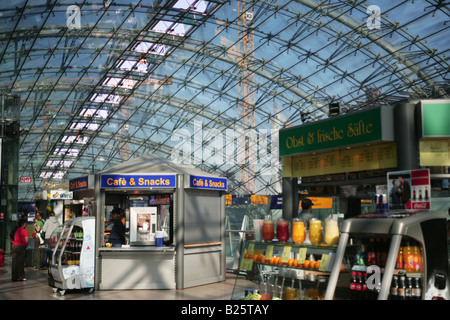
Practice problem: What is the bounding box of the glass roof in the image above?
[0,0,448,199]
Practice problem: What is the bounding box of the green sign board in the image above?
[421,101,450,137]
[279,108,390,157]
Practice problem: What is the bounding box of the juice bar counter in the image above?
[98,246,176,290]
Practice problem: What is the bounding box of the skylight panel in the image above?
[172,0,209,14]
[40,171,66,179]
[131,41,169,56]
[116,59,149,73]
[80,108,109,119]
[103,77,138,89]
[70,122,99,131]
[53,148,79,157]
[90,93,123,104]
[151,20,191,36]
[62,135,89,144]
[46,160,73,168]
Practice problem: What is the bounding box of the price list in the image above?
[290,142,397,177]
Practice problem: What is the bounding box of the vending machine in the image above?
[325,210,449,300]
[129,206,159,245]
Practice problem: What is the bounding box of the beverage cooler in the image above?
[48,217,95,296]
[325,210,449,300]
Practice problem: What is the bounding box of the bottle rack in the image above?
[58,226,84,266]
[348,236,424,300]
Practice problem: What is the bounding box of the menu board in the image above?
[289,142,397,178]
[419,139,450,166]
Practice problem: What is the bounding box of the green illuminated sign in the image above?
[421,101,450,137]
[279,108,392,157]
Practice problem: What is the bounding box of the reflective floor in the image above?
[0,254,239,300]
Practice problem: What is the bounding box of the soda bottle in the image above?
[390,275,399,300]
[396,243,404,270]
[412,241,422,273]
[398,275,406,300]
[375,238,381,266]
[368,238,376,266]
[412,277,422,300]
[362,272,369,300]
[405,277,413,300]
[350,271,357,300]
[356,272,363,300]
[355,239,367,265]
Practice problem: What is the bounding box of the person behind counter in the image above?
[298,198,314,227]
[109,209,126,247]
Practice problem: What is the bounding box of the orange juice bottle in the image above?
[292,218,305,244]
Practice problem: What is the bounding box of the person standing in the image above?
[398,176,411,208]
[42,211,59,242]
[33,212,45,269]
[298,198,314,227]
[11,218,29,281]
[42,211,59,267]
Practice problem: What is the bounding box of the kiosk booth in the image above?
[92,154,227,290]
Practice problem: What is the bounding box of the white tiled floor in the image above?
[0,254,240,300]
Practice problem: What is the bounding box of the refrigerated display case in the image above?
[48,217,95,296]
[325,210,449,300]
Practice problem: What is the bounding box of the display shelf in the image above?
[325,210,449,300]
[48,217,95,296]
[231,239,349,300]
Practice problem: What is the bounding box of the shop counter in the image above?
[98,245,176,290]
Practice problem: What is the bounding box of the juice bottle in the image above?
[309,219,323,245]
[276,218,289,242]
[262,217,274,242]
[324,217,339,245]
[292,218,305,244]
[403,239,421,273]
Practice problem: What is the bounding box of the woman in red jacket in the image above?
[11,218,29,281]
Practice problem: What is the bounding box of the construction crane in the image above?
[237,0,256,194]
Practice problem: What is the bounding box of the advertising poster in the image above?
[387,169,431,210]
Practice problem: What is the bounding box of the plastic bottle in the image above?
[396,243,404,270]
[403,239,421,273]
[356,272,363,300]
[350,271,357,300]
[412,241,422,273]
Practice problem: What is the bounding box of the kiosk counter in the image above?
[75,154,227,290]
